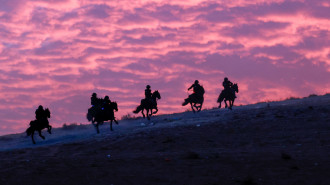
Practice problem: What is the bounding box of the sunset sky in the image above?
[0,0,329,135]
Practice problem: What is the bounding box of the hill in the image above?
[0,94,329,185]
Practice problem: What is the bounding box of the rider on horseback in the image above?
[91,93,99,106]
[182,80,205,111]
[187,80,204,101]
[144,85,155,107]
[102,96,112,120]
[103,96,111,110]
[145,85,152,99]
[35,105,50,127]
[222,77,234,98]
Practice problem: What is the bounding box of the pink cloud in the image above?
[0,0,329,135]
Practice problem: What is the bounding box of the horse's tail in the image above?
[217,94,221,103]
[182,98,189,106]
[26,126,33,136]
[133,105,142,114]
[86,112,93,122]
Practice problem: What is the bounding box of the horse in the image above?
[217,83,239,110]
[133,90,161,120]
[87,101,118,134]
[182,92,204,113]
[26,108,52,144]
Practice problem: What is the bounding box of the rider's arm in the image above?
[188,84,193,90]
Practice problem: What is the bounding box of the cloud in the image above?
[0,0,329,135]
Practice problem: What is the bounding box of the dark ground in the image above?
[0,96,329,185]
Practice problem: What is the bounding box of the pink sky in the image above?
[0,0,329,135]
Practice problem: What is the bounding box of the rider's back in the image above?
[194,84,205,95]
[35,109,45,120]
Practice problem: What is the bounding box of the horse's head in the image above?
[152,90,161,100]
[45,108,51,118]
[111,101,118,112]
[233,83,239,93]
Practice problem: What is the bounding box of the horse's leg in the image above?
[198,103,203,112]
[146,109,150,120]
[218,96,224,108]
[141,109,145,118]
[224,99,228,108]
[47,125,52,134]
[38,130,45,140]
[149,108,153,117]
[230,99,235,110]
[96,123,100,134]
[31,131,36,144]
[228,100,232,110]
[114,118,118,125]
[190,103,195,113]
[193,103,200,112]
[153,107,158,114]
[110,120,113,131]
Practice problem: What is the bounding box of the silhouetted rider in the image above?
[35,105,50,127]
[145,85,152,99]
[187,80,205,102]
[188,80,204,95]
[223,77,233,90]
[143,85,156,107]
[222,77,233,97]
[103,96,112,110]
[91,93,100,106]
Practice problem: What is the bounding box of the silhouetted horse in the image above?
[217,83,239,110]
[87,102,118,133]
[26,108,52,144]
[182,92,204,113]
[133,90,161,120]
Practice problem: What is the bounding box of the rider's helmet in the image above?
[92,93,97,97]
[146,85,151,89]
[224,77,228,81]
[38,105,43,110]
[104,96,110,101]
[194,80,199,84]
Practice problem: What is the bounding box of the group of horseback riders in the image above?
[27,77,238,143]
[87,93,119,133]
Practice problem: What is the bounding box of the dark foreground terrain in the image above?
[0,95,329,185]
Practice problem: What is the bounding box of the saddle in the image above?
[142,98,156,108]
[221,88,235,99]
